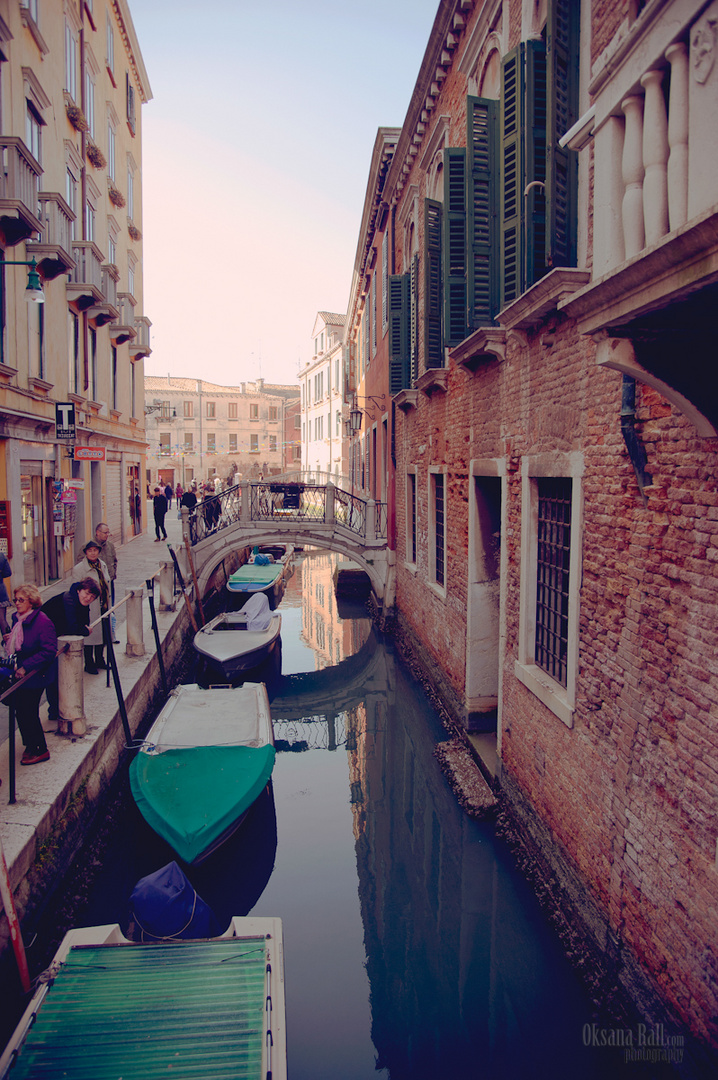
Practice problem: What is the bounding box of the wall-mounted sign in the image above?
[74,447,105,461]
[55,402,76,441]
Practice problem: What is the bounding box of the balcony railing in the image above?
[28,192,75,279]
[130,315,152,359]
[110,293,137,346]
[67,242,104,308]
[0,137,42,245]
[589,5,714,278]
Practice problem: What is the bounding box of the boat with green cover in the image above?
[130,683,275,865]
[0,917,286,1079]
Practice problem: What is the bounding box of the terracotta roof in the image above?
[317,312,346,326]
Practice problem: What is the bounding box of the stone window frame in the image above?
[515,451,584,728]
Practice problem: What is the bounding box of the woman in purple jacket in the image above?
[4,584,58,765]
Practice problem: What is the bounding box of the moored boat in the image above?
[130,683,275,865]
[0,917,286,1080]
[193,592,281,683]
[226,544,294,609]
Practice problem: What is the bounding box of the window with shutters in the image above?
[229,433,237,452]
[388,273,410,394]
[228,402,238,419]
[500,0,579,308]
[425,200,443,369]
[382,231,389,334]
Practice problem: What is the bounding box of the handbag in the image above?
[0,654,16,694]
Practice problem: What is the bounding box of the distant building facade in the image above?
[0,0,151,572]
[144,376,300,490]
[299,312,346,482]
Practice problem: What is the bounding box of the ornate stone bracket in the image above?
[416,368,448,396]
[450,328,506,371]
[394,389,419,412]
[594,335,718,437]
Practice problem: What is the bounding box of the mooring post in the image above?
[57,636,87,736]
[158,562,175,611]
[125,588,145,656]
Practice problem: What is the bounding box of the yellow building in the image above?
[0,0,151,584]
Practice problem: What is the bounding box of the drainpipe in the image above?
[620,374,652,501]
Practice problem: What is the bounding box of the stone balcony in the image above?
[67,242,104,310]
[0,137,42,247]
[29,192,75,281]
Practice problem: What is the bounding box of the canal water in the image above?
[3,551,657,1078]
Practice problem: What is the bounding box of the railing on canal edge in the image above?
[185,481,387,547]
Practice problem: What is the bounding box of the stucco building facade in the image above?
[144,375,300,491]
[0,0,151,572]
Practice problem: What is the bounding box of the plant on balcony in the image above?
[127,221,142,241]
[86,140,106,170]
[108,181,126,208]
[66,103,89,132]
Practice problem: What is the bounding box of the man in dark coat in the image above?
[42,579,100,723]
[164,482,173,509]
[153,486,168,541]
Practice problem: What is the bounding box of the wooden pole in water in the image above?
[166,543,199,633]
[184,543,205,626]
[0,835,30,993]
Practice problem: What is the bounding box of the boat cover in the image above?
[130,861,222,940]
[242,592,273,631]
[131,744,275,864]
[5,934,279,1078]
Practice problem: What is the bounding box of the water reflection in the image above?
[8,551,608,1079]
[264,553,603,1079]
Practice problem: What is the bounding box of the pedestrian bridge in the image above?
[181,481,394,608]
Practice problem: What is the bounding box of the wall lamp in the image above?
[349,393,386,432]
[3,257,45,303]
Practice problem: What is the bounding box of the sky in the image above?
[129,0,441,389]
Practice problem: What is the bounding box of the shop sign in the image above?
[74,447,105,461]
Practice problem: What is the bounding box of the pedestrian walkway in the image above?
[0,510,195,917]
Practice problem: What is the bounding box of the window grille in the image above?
[434,472,445,586]
[535,477,572,686]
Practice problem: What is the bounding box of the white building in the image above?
[299,312,346,482]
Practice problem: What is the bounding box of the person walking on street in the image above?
[153,486,168,541]
[94,523,119,642]
[164,482,173,509]
[42,578,100,723]
[72,541,110,673]
[4,584,57,765]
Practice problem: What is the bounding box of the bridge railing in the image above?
[185,481,386,544]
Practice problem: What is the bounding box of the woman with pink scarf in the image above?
[4,584,57,765]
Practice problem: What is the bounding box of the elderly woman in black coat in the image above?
[4,584,57,765]
[42,578,100,725]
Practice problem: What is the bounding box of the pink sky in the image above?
[131,0,440,386]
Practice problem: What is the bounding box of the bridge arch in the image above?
[193,525,390,602]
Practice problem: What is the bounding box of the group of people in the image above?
[2,523,118,767]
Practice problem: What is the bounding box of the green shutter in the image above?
[546,0,579,270]
[525,39,547,290]
[500,41,547,304]
[443,148,467,346]
[500,46,524,308]
[382,231,389,332]
[388,273,410,393]
[425,199,443,368]
[410,253,419,384]
[467,97,498,327]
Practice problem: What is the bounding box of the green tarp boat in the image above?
[130,683,275,864]
[0,918,286,1079]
